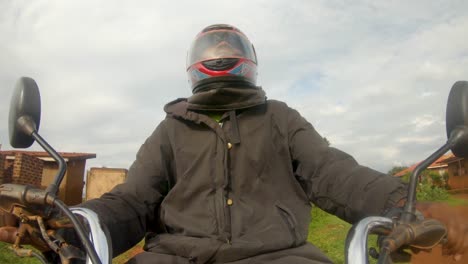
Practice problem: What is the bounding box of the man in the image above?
[1,24,467,263]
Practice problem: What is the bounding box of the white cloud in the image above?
[397,136,441,144]
[1,0,467,175]
[379,146,401,161]
[319,104,348,116]
[411,115,437,130]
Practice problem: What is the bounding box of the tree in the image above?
[387,166,408,176]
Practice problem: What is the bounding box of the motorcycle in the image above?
[1,77,468,264]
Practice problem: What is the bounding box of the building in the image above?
[444,155,468,190]
[394,153,454,177]
[393,153,468,191]
[0,150,96,205]
[85,167,128,200]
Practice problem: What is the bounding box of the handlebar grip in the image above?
[381,218,447,253]
[409,219,447,249]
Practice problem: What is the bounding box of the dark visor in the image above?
[187,30,257,67]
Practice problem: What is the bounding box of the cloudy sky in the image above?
[1,0,467,175]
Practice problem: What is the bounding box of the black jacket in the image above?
[83,97,406,263]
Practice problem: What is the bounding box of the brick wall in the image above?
[0,156,14,185]
[11,153,44,187]
[1,156,14,184]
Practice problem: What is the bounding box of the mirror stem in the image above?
[402,142,451,222]
[17,116,37,135]
[30,131,67,196]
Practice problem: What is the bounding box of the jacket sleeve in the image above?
[81,120,173,256]
[287,107,407,224]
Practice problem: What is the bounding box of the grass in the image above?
[307,194,468,263]
[0,242,41,264]
[308,206,383,264]
[2,209,355,264]
[308,206,351,263]
[112,241,144,264]
[2,194,467,264]
[0,240,143,264]
[445,195,468,206]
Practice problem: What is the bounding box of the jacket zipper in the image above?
[203,113,233,243]
[220,121,232,243]
[222,146,232,243]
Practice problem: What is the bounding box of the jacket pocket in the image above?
[275,203,299,247]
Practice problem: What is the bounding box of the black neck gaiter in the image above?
[187,82,267,111]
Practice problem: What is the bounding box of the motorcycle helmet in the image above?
[186,24,258,91]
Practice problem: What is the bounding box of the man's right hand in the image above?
[0,226,18,244]
[0,225,48,249]
[0,212,19,244]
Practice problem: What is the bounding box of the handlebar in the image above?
[346,215,447,264]
[70,207,111,264]
[0,184,107,264]
[345,216,393,264]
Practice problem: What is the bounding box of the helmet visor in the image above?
[187,30,257,68]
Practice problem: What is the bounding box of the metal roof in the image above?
[0,150,96,162]
[394,153,456,177]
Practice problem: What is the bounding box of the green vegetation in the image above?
[445,195,468,206]
[399,170,451,202]
[308,206,351,263]
[0,209,372,264]
[1,189,465,264]
[417,182,450,201]
[0,242,41,264]
[0,240,142,264]
[112,240,144,264]
[308,206,383,264]
[387,166,408,176]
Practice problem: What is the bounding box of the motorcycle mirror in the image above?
[446,81,468,157]
[8,77,41,148]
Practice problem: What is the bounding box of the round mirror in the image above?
[8,77,41,148]
[446,80,468,157]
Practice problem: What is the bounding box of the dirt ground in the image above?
[412,246,466,264]
[412,196,468,264]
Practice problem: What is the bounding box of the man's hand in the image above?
[0,212,19,244]
[416,202,468,261]
[0,226,18,244]
[0,224,51,252]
